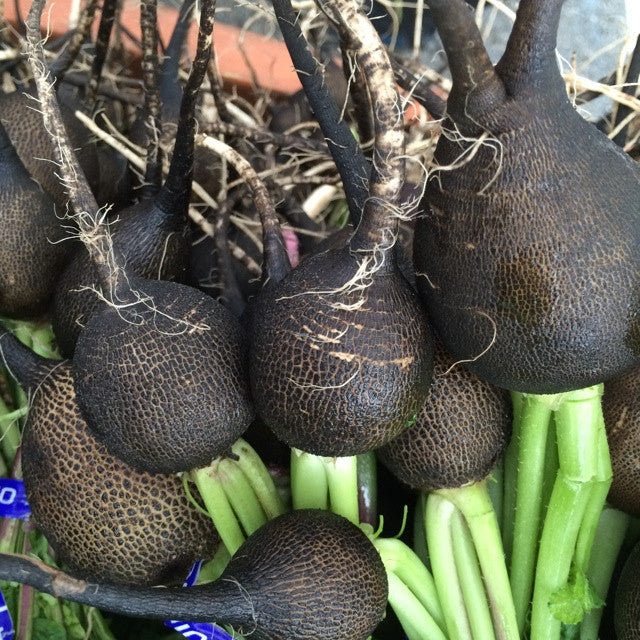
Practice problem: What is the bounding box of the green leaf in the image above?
[548,571,604,625]
[32,617,67,640]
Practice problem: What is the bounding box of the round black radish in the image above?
[414,0,640,393]
[52,198,191,356]
[72,277,254,474]
[248,0,433,458]
[0,332,219,586]
[615,539,640,639]
[378,341,511,490]
[602,365,640,516]
[0,83,101,208]
[249,245,433,457]
[0,120,74,317]
[0,509,388,640]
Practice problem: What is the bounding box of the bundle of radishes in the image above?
[0,0,638,639]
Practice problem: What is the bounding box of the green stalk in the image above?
[291,448,329,510]
[324,454,360,524]
[386,571,448,640]
[450,509,496,640]
[530,385,605,640]
[413,493,430,568]
[580,507,631,640]
[372,536,445,631]
[198,544,232,583]
[502,389,524,562]
[230,439,287,518]
[487,460,504,532]
[190,463,246,555]
[425,492,472,640]
[217,459,268,536]
[0,394,24,466]
[438,480,519,640]
[509,392,555,634]
[573,418,612,573]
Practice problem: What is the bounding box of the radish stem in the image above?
[530,385,609,640]
[372,537,444,631]
[325,455,360,525]
[580,507,630,640]
[509,391,555,633]
[190,463,246,555]
[437,481,519,640]
[386,572,448,640]
[501,390,523,562]
[291,448,329,511]
[230,439,287,519]
[216,459,267,536]
[425,492,472,640]
[450,509,496,640]
[290,450,360,524]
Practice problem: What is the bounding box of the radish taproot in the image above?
[0,509,388,640]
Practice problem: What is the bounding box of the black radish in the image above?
[602,365,640,516]
[0,509,388,640]
[414,0,640,394]
[52,0,207,356]
[417,3,628,638]
[0,331,218,585]
[615,539,640,640]
[0,119,74,318]
[378,341,511,491]
[26,0,254,475]
[248,0,433,457]
[378,341,514,640]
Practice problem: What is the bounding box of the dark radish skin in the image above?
[249,0,433,460]
[378,342,515,640]
[602,365,640,516]
[52,0,208,357]
[0,331,219,586]
[419,2,628,638]
[0,83,102,211]
[378,342,511,492]
[414,0,640,395]
[615,539,640,640]
[0,510,388,640]
[25,0,254,476]
[73,277,253,474]
[0,119,75,318]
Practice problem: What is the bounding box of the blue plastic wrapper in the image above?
[0,480,232,639]
[165,561,234,640]
[0,593,14,639]
[0,479,30,520]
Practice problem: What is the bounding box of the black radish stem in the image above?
[0,331,219,585]
[48,0,100,84]
[271,0,370,224]
[0,510,388,640]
